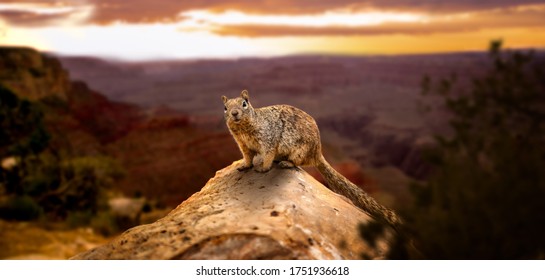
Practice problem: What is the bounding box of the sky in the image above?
[0,0,545,60]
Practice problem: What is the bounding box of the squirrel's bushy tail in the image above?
[316,154,402,229]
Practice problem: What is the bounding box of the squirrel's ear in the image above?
[241,90,249,101]
[221,95,228,104]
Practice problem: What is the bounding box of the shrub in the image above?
[392,41,545,259]
[0,195,43,221]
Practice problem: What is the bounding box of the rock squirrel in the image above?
[222,90,402,229]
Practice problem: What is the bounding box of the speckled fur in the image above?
[222,90,402,229]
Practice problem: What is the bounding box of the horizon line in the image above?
[2,44,544,63]
[47,46,545,63]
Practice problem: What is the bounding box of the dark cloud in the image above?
[81,0,545,24]
[349,0,545,13]
[0,10,68,27]
[87,0,190,24]
[87,0,375,24]
[0,1,89,27]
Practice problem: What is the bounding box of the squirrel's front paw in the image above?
[237,163,253,171]
[254,166,272,173]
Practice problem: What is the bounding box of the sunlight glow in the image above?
[0,22,49,50]
[179,9,428,29]
[1,23,288,60]
[2,21,545,61]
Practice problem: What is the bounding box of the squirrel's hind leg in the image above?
[278,161,295,169]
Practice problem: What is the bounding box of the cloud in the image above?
[0,1,93,27]
[2,0,545,39]
[94,0,545,23]
[178,5,545,37]
[207,24,464,37]
[346,0,545,13]
[0,10,68,27]
[4,0,544,26]
[89,0,545,22]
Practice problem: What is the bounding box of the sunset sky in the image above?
[1,0,545,60]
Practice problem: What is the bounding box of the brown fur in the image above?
[222,90,402,228]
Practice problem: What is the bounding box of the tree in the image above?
[0,86,50,158]
[398,41,545,259]
[0,86,50,195]
[1,86,123,221]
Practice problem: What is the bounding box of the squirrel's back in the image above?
[258,105,321,164]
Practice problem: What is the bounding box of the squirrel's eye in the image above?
[224,106,227,112]
[242,101,248,108]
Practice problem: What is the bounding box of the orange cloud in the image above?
[87,0,545,23]
[178,5,545,37]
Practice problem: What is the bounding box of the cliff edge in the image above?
[71,161,390,259]
[0,47,70,100]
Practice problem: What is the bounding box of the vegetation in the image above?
[391,41,545,259]
[0,86,123,226]
[0,86,49,159]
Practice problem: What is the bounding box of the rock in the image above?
[0,157,17,170]
[0,47,71,100]
[108,197,146,221]
[72,161,391,260]
[108,197,146,230]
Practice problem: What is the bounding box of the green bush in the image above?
[0,85,50,158]
[90,211,120,236]
[1,85,125,224]
[21,155,124,220]
[0,195,43,221]
[391,41,545,259]
[66,210,94,228]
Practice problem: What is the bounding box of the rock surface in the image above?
[0,47,70,100]
[72,161,390,259]
[0,220,110,260]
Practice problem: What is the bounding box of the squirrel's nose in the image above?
[231,111,239,117]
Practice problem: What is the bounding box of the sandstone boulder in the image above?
[72,161,390,259]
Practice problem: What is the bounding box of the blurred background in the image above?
[0,0,544,259]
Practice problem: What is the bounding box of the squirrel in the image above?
[221,90,402,229]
